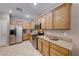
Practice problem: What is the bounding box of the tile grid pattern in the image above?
[0,41,42,56]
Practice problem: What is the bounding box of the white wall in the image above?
[0,12,10,46]
[43,4,79,55]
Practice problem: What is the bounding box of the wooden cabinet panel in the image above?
[11,19,35,29]
[53,4,71,29]
[38,37,72,56]
[42,40,49,56]
[50,43,71,56]
[38,4,71,30]
[23,34,28,41]
[50,47,64,56]
[46,12,53,29]
[27,34,32,41]
[39,16,46,29]
[29,20,35,29]
[38,39,42,52]
[23,23,30,29]
[22,22,26,29]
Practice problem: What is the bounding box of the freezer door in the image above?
[16,26,22,43]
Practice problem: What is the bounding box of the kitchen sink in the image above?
[47,35,59,41]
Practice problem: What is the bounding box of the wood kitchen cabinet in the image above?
[53,3,72,29]
[19,21,35,29]
[38,37,72,56]
[23,23,31,29]
[50,43,72,56]
[45,12,53,29]
[38,38,50,56]
[42,39,50,56]
[38,38,42,52]
[50,47,65,56]
[23,34,28,41]
[27,34,32,41]
[29,20,35,29]
[39,16,46,29]
[39,4,71,30]
[11,19,35,29]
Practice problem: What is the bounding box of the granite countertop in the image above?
[38,35,73,51]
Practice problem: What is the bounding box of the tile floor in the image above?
[0,40,42,56]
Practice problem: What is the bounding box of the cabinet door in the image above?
[38,39,42,52]
[39,16,46,29]
[30,20,35,29]
[23,34,27,41]
[46,12,53,29]
[42,40,49,56]
[28,34,32,41]
[25,23,30,29]
[50,47,64,56]
[50,43,71,56]
[53,4,71,29]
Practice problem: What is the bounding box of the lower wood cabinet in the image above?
[38,38,49,56]
[50,47,64,56]
[50,43,72,56]
[23,34,32,41]
[38,38,72,56]
[38,38,42,52]
[23,34,28,41]
[42,40,50,56]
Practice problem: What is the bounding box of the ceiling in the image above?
[0,3,62,21]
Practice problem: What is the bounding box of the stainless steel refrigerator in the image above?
[9,25,22,45]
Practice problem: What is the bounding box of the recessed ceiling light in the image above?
[33,3,37,5]
[9,10,12,14]
[25,15,30,18]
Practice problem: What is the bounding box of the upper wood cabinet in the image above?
[29,20,35,29]
[53,3,72,29]
[38,3,71,30]
[45,12,53,29]
[11,19,35,29]
[39,16,46,29]
[23,22,30,29]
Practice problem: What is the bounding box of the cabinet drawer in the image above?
[50,47,64,56]
[50,43,69,55]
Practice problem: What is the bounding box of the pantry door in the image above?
[0,20,8,46]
